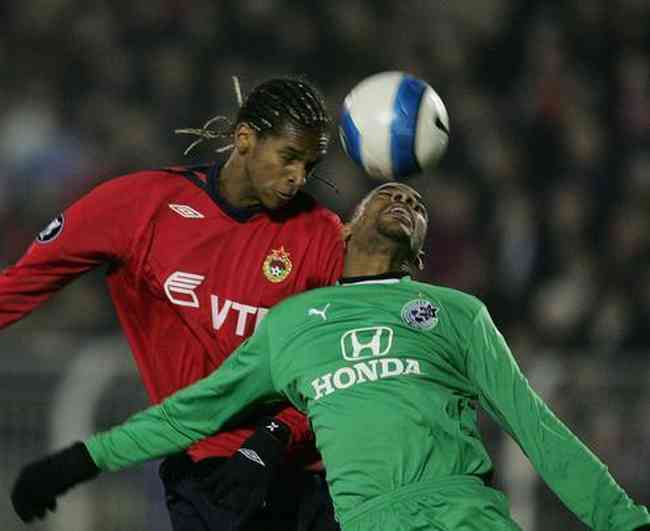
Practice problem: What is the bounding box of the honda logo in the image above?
[340,327,393,361]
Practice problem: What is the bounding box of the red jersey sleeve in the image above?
[306,209,345,289]
[0,174,140,329]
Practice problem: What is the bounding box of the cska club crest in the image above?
[262,246,293,283]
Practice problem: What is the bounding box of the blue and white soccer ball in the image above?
[339,71,450,180]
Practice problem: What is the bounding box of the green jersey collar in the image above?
[338,272,410,286]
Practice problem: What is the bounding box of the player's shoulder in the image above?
[271,191,342,229]
[407,279,485,318]
[72,166,209,220]
[265,284,333,320]
[97,165,205,193]
[307,197,343,235]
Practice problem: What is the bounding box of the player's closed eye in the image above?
[282,154,298,165]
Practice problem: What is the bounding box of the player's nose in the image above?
[287,164,307,188]
[392,189,417,206]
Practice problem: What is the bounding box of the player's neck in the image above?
[218,158,260,209]
[343,246,405,277]
[343,232,410,277]
[343,258,391,277]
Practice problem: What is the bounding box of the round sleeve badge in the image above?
[36,214,65,243]
[401,299,439,330]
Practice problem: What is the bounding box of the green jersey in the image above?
[87,276,649,530]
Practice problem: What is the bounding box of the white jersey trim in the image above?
[341,278,402,286]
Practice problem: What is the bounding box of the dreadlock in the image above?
[175,76,331,155]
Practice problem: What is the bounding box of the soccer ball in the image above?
[339,71,450,180]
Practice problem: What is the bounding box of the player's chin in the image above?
[378,218,413,243]
[262,192,291,210]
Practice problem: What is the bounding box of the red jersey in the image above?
[0,164,344,461]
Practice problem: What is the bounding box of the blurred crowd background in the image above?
[1,1,649,530]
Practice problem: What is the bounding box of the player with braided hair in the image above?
[177,76,330,155]
[1,76,342,530]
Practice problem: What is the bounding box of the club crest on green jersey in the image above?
[401,299,439,330]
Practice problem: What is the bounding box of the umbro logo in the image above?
[238,448,266,467]
[169,204,204,218]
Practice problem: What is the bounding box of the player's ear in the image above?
[415,250,424,271]
[234,123,256,154]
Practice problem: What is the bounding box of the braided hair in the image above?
[176,76,331,155]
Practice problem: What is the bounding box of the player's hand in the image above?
[11,442,100,523]
[203,417,290,525]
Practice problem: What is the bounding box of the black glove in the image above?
[203,417,291,524]
[11,442,100,523]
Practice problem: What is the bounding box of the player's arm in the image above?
[90,322,277,469]
[11,320,278,523]
[0,176,136,329]
[466,305,650,530]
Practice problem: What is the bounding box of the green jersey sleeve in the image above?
[86,318,277,471]
[466,304,649,531]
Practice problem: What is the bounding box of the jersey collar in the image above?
[208,163,263,222]
[338,272,410,286]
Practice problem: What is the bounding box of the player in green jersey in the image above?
[11,183,650,530]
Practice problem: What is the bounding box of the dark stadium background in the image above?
[1,1,649,529]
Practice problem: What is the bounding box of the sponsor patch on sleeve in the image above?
[36,214,65,243]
